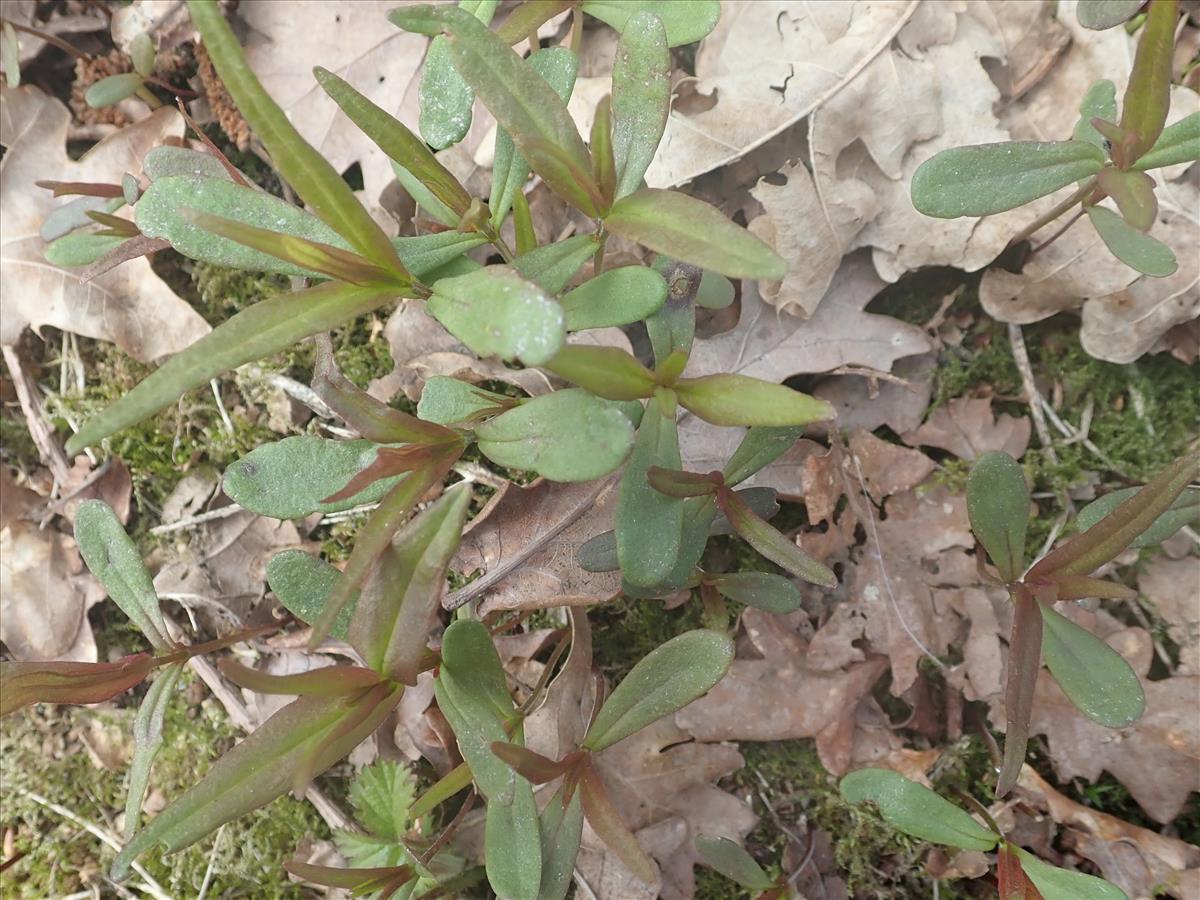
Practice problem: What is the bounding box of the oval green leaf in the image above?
[45,231,127,268]
[708,572,803,615]
[417,376,516,426]
[676,374,833,427]
[582,629,734,752]
[417,1,500,149]
[511,233,598,294]
[616,393,684,587]
[695,835,774,891]
[611,11,669,200]
[1076,0,1144,30]
[1013,846,1129,900]
[1073,80,1118,148]
[561,265,667,331]
[839,768,1000,851]
[142,145,237,183]
[1041,605,1145,728]
[544,345,656,401]
[966,451,1030,583]
[911,140,1105,218]
[1086,205,1177,276]
[476,389,635,481]
[266,549,353,642]
[85,73,143,108]
[605,188,787,279]
[581,0,721,47]
[427,265,565,366]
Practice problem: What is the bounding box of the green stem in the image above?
[1005,178,1096,249]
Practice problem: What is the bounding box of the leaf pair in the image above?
[841,768,1128,900]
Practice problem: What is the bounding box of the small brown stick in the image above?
[1007,323,1058,465]
[418,788,477,867]
[1,344,72,484]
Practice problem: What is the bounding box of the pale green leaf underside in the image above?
[266,549,354,642]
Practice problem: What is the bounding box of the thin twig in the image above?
[196,824,223,900]
[17,790,172,900]
[210,379,234,434]
[1007,324,1057,464]
[149,504,245,535]
[2,344,72,484]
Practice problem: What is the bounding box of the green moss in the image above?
[0,673,329,897]
[695,866,754,900]
[590,595,704,680]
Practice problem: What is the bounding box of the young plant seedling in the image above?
[912,0,1196,276]
[840,768,1128,899]
[966,447,1199,795]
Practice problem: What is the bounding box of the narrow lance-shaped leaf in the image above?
[646,466,722,498]
[350,485,470,683]
[578,759,656,884]
[511,233,598,294]
[1074,485,1199,549]
[490,47,579,228]
[841,769,1000,851]
[709,572,803,615]
[723,426,803,487]
[314,66,471,216]
[1120,0,1178,162]
[418,0,500,150]
[1086,205,1177,277]
[74,500,170,650]
[427,265,565,366]
[284,861,415,895]
[675,374,834,427]
[1052,575,1137,602]
[393,5,601,216]
[611,11,669,200]
[65,280,397,453]
[997,585,1043,798]
[580,0,722,47]
[537,784,585,900]
[1041,605,1145,727]
[1012,846,1129,900]
[1027,449,1199,581]
[476,389,635,482]
[997,843,1041,900]
[1073,80,1118,148]
[719,488,837,588]
[124,662,183,838]
[1095,169,1157,232]
[605,189,787,280]
[583,629,734,751]
[182,209,396,285]
[911,141,1105,218]
[1134,112,1200,171]
[617,391,685,587]
[966,451,1030,583]
[218,659,382,697]
[0,655,156,718]
[544,345,656,401]
[592,95,616,208]
[86,73,144,108]
[493,0,575,44]
[394,231,488,278]
[112,683,402,879]
[695,835,775,891]
[187,0,405,276]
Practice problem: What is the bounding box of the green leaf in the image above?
[130,32,155,78]
[1,655,155,718]
[646,258,700,363]
[695,835,774,891]
[142,145,237,182]
[1013,846,1129,900]
[583,630,733,752]
[347,761,417,842]
[418,0,500,150]
[44,231,127,268]
[1076,0,1145,30]
[1134,111,1200,171]
[911,140,1105,218]
[136,175,350,277]
[113,683,402,879]
[722,426,803,487]
[394,231,488,278]
[616,393,685,587]
[1088,204,1177,275]
[840,769,1000,851]
[187,0,405,277]
[476,389,635,481]
[123,662,183,839]
[966,451,1030,583]
[266,550,353,642]
[581,0,721,47]
[418,377,516,426]
[1073,80,1118,148]
[997,585,1043,798]
[351,485,469,683]
[489,47,579,228]
[74,500,170,651]
[537,785,585,900]
[696,269,735,309]
[511,233,598,293]
[391,158,458,228]
[606,189,786,279]
[314,66,472,218]
[395,5,600,216]
[708,572,803,615]
[42,195,123,242]
[560,266,667,331]
[611,11,669,200]
[1119,0,1176,161]
[591,95,616,206]
[427,265,565,366]
[676,374,834,427]
[1041,605,1145,728]
[721,487,836,587]
[577,759,656,883]
[1028,449,1199,580]
[85,73,144,108]
[1096,168,1158,232]
[1074,486,1199,549]
[223,437,406,518]
[65,280,397,454]
[543,345,656,401]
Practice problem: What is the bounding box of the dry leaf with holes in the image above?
[0,85,210,362]
[902,397,1032,461]
[1139,556,1200,674]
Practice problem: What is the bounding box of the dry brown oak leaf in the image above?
[0,84,210,362]
[901,396,1032,462]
